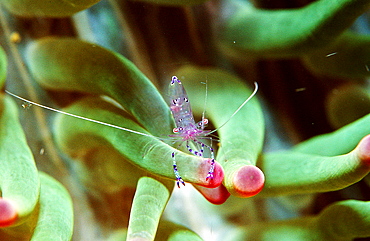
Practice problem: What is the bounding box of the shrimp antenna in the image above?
[201,77,208,129]
[206,82,258,135]
[5,90,157,139]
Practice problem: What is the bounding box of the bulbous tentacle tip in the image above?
[197,158,224,188]
[232,165,265,198]
[0,198,18,227]
[194,184,231,205]
[357,134,370,166]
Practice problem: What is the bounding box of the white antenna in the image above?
[207,82,258,135]
[5,90,155,138]
[5,82,258,140]
[201,77,208,129]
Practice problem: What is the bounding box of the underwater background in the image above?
[0,0,369,240]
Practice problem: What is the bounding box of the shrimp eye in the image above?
[172,98,180,105]
[197,118,209,128]
[173,127,183,133]
[184,97,188,102]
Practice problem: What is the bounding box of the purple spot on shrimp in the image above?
[171,76,181,85]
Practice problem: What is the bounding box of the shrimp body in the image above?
[169,76,210,138]
[169,76,214,187]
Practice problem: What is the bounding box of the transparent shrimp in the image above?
[168,76,258,187]
[168,76,215,187]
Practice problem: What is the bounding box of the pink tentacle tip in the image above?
[0,198,18,227]
[232,165,265,197]
[198,158,224,188]
[357,134,370,166]
[194,184,231,205]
